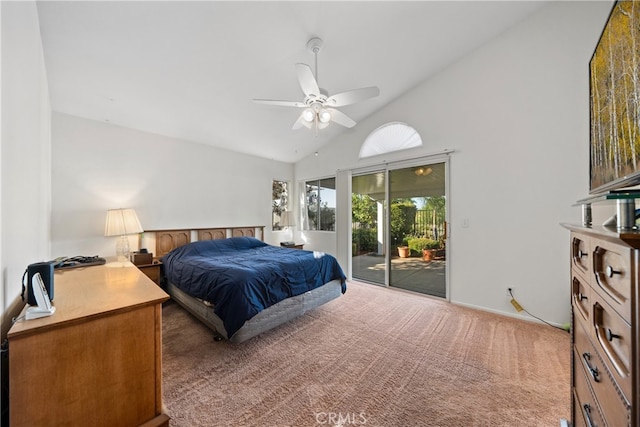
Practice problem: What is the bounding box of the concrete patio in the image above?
[352,253,446,298]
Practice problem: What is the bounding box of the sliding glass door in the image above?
[351,162,447,298]
[389,163,446,297]
[352,172,387,285]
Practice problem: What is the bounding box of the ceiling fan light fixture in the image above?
[302,108,315,122]
[253,37,379,133]
[415,167,432,176]
[319,109,331,123]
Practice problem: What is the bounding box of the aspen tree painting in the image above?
[590,0,640,193]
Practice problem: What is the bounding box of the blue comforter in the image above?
[162,237,346,338]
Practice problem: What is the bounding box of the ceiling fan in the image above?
[253,37,380,133]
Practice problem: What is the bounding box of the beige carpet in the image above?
[162,281,570,427]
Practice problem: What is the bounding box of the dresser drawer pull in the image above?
[577,293,588,302]
[605,328,621,342]
[594,302,629,377]
[582,404,596,427]
[582,352,600,382]
[605,265,622,277]
[578,249,588,258]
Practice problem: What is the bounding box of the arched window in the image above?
[359,122,422,159]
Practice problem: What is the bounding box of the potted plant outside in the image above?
[408,237,440,261]
[396,236,411,258]
[397,246,410,258]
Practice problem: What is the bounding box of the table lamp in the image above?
[104,208,144,261]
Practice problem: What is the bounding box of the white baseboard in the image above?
[450,300,565,329]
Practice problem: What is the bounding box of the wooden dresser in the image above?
[7,259,170,427]
[564,224,639,427]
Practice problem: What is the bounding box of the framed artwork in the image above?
[590,1,640,194]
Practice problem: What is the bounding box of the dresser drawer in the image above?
[573,366,606,427]
[572,233,591,281]
[565,225,638,427]
[591,237,632,323]
[572,275,591,331]
[574,321,630,426]
[592,293,632,400]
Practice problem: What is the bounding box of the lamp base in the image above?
[116,235,131,262]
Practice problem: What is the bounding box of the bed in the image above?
[153,227,346,343]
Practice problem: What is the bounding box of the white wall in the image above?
[294,1,614,326]
[51,113,293,258]
[1,2,51,321]
[6,0,614,330]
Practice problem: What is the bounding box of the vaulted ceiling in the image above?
[36,1,549,163]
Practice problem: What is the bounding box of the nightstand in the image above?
[137,261,162,286]
[281,243,304,250]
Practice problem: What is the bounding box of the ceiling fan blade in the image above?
[292,113,312,130]
[295,63,320,98]
[327,86,380,107]
[327,108,356,128]
[253,99,305,108]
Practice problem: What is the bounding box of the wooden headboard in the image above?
[148,226,264,258]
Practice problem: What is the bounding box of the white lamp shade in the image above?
[280,211,296,227]
[302,109,315,122]
[104,208,144,237]
[319,109,331,123]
